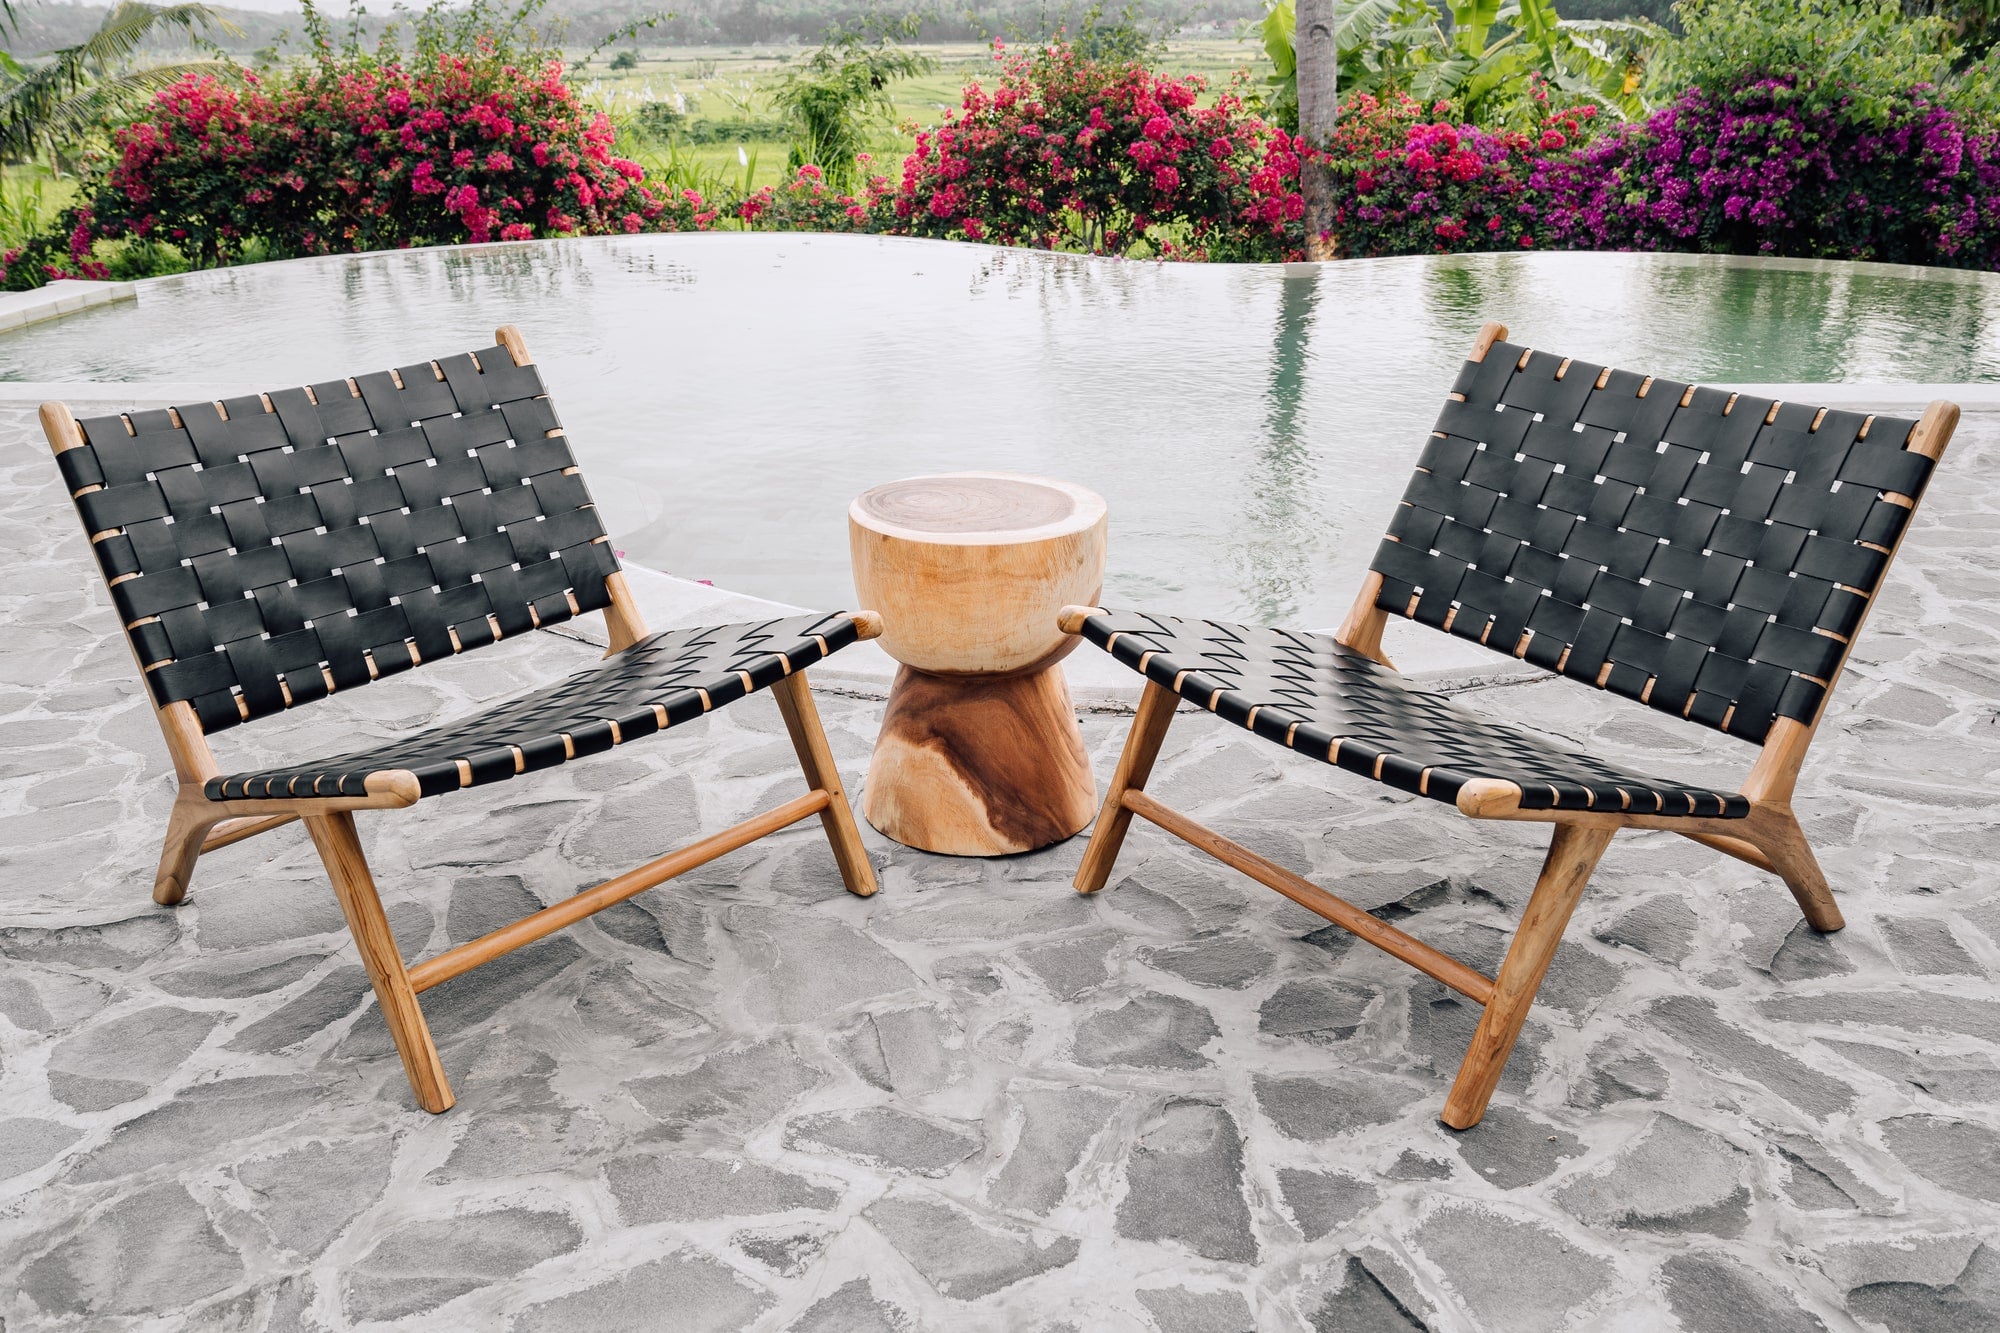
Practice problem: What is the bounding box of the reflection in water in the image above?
[1238,270,1322,624]
[4,237,1996,623]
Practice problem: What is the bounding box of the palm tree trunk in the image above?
[1294,0,1339,259]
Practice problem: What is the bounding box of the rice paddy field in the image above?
[588,36,1270,196]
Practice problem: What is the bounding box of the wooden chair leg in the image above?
[153,796,223,907]
[1753,809,1843,932]
[770,671,877,898]
[1442,822,1614,1130]
[1074,680,1179,893]
[303,812,454,1114]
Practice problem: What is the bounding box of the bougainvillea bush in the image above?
[1533,81,2000,268]
[1326,86,1599,256]
[1,40,699,288]
[890,42,1309,261]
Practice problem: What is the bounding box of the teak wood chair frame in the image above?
[1061,321,1958,1129]
[43,326,880,1114]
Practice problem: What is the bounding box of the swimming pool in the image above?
[9,235,1997,627]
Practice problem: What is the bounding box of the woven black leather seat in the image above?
[1061,320,1957,1132]
[208,612,861,801]
[44,326,884,1115]
[1073,609,1748,818]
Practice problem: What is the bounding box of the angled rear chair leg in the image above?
[771,671,877,897]
[304,812,453,1114]
[1752,810,1843,932]
[154,797,224,907]
[1443,822,1614,1130]
[1075,680,1180,893]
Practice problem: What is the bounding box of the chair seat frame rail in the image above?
[43,324,882,1114]
[1059,319,1958,1129]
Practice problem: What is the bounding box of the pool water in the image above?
[9,235,1997,627]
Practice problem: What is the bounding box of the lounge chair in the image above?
[1060,321,1956,1128]
[42,326,879,1113]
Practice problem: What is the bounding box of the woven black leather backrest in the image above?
[1370,340,1937,744]
[54,343,619,733]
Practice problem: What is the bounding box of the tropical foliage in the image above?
[1256,0,1657,131]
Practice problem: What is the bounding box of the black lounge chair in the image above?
[1060,321,1957,1129]
[43,326,880,1113]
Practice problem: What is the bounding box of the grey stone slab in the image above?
[734,1224,836,1278]
[226,965,369,1053]
[1116,1100,1257,1263]
[788,1277,914,1332]
[1649,995,1856,1117]
[1770,1129,1893,1213]
[867,1004,962,1095]
[344,1207,583,1322]
[0,1118,83,1181]
[625,1039,822,1145]
[1413,1205,1613,1333]
[337,936,585,1059]
[1880,1116,2000,1203]
[1276,1169,1379,1240]
[18,1181,243,1319]
[0,965,110,1032]
[234,1136,393,1256]
[511,1249,773,1333]
[1569,1040,1671,1108]
[1448,1105,1585,1188]
[1306,1255,1429,1332]
[989,1083,1121,1215]
[70,1074,332,1183]
[1406,991,1546,1095]
[1258,979,1380,1042]
[1660,1254,1828,1333]
[1140,935,1275,989]
[1763,920,1859,982]
[1017,931,1119,999]
[1254,1071,1423,1141]
[1071,992,1218,1069]
[1880,916,1986,977]
[1845,1241,2000,1333]
[1761,989,2000,1046]
[569,962,713,1047]
[784,1106,981,1177]
[872,893,1092,943]
[730,907,921,1022]
[1556,1115,1751,1236]
[153,950,329,999]
[447,874,547,945]
[0,910,178,967]
[190,874,348,949]
[607,1153,839,1223]
[1136,1286,1256,1333]
[46,1005,221,1110]
[865,1194,1080,1301]
[429,1105,606,1181]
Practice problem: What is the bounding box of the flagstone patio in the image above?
[3,399,1999,1332]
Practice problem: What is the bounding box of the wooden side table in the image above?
[850,472,1108,856]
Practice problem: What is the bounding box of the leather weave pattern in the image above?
[1078,610,1748,818]
[205,612,860,801]
[54,344,617,733]
[1370,342,1935,743]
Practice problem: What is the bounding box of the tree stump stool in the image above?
[850,472,1109,856]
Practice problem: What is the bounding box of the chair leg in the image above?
[303,812,454,1114]
[153,795,223,907]
[1442,822,1614,1130]
[770,671,877,897]
[1753,809,1843,932]
[1074,680,1179,893]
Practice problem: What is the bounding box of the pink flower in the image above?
[1152,165,1180,192]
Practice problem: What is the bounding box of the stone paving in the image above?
[2,400,1999,1333]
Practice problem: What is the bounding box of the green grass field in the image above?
[591,38,1270,195]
